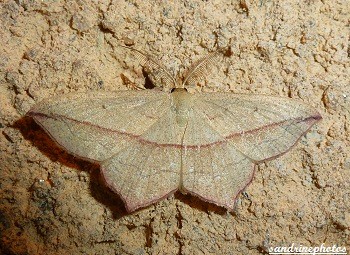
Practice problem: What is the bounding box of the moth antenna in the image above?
[182,47,229,88]
[120,45,177,89]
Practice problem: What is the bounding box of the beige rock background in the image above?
[0,0,349,254]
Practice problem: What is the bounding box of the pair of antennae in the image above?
[120,45,230,89]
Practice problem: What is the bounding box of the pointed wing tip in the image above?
[181,189,238,212]
[26,100,52,117]
[101,165,178,213]
[124,189,178,213]
[308,113,322,122]
[26,111,51,122]
[179,164,257,212]
[302,112,322,129]
[26,104,40,116]
[26,109,40,117]
[180,188,245,213]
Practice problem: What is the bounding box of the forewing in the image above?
[192,93,322,162]
[29,90,186,211]
[181,93,321,209]
[28,90,172,162]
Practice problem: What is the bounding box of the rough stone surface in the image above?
[0,0,349,254]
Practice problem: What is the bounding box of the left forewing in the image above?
[27,90,170,162]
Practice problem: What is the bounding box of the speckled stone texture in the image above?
[0,0,349,254]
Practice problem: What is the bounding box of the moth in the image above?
[28,47,321,212]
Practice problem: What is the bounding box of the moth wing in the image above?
[195,93,321,161]
[101,140,181,212]
[181,93,321,209]
[28,90,173,162]
[28,90,186,212]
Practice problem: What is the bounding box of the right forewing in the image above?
[193,93,322,162]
